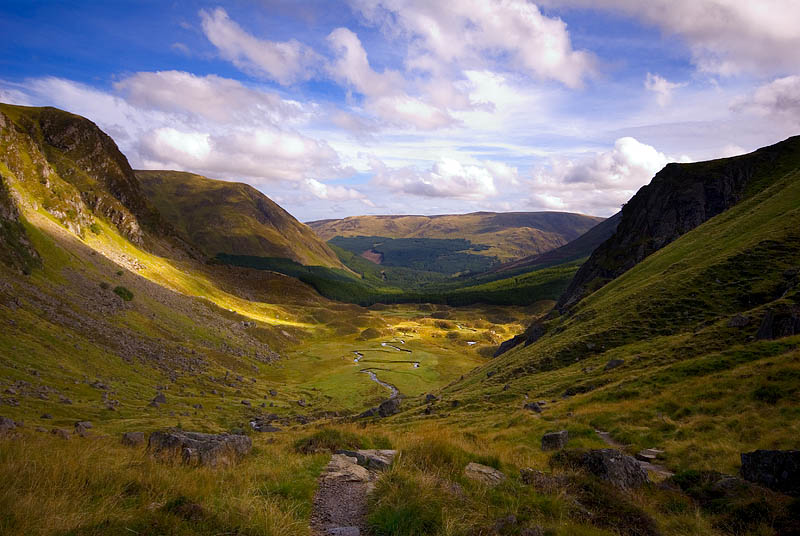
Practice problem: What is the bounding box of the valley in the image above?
[1,102,799,536]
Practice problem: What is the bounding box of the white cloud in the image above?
[732,75,800,123]
[644,73,685,107]
[303,178,369,202]
[326,27,457,130]
[530,137,675,215]
[350,0,594,87]
[546,0,800,76]
[370,157,521,199]
[200,7,320,84]
[114,70,305,124]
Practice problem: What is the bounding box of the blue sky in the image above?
[2,1,799,221]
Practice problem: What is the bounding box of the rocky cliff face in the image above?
[556,135,800,313]
[0,173,39,274]
[0,104,176,247]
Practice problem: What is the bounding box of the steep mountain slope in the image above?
[137,170,345,269]
[308,211,604,262]
[490,211,621,275]
[557,137,800,312]
[433,135,800,475]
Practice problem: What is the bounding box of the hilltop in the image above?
[308,211,604,263]
[137,170,345,270]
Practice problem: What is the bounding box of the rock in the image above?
[486,370,496,378]
[636,448,663,462]
[150,392,167,407]
[425,393,438,403]
[520,468,567,493]
[249,418,281,432]
[335,449,397,471]
[740,449,800,496]
[241,400,251,406]
[580,449,649,490]
[51,428,71,440]
[40,413,53,419]
[74,421,92,437]
[541,430,569,451]
[604,359,624,371]
[728,314,751,328]
[122,431,145,446]
[297,399,306,407]
[524,402,542,413]
[756,308,800,340]
[378,397,401,417]
[326,527,360,536]
[0,416,18,436]
[269,389,277,396]
[147,429,252,467]
[464,462,506,486]
[357,407,378,419]
[324,454,372,482]
[493,334,526,357]
[492,514,517,533]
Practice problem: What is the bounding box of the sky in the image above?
[1,1,799,221]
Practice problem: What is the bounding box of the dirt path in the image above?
[310,451,397,536]
[595,430,673,479]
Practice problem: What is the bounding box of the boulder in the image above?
[727,314,751,328]
[740,449,800,496]
[249,417,281,432]
[425,393,438,403]
[74,421,92,437]
[464,462,506,486]
[40,413,53,419]
[269,389,277,396]
[324,454,371,482]
[335,449,397,471]
[524,402,543,413]
[604,359,625,371]
[541,430,569,451]
[121,431,145,446]
[636,448,663,462]
[520,468,567,493]
[51,428,71,440]
[357,407,378,419]
[378,397,401,417]
[580,449,648,490]
[147,429,252,467]
[0,416,18,436]
[152,392,167,404]
[756,307,800,340]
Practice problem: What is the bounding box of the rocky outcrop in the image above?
[756,307,800,340]
[464,462,506,486]
[335,449,397,471]
[741,449,800,496]
[0,173,39,274]
[556,136,800,313]
[541,430,569,451]
[578,449,649,490]
[147,429,252,467]
[0,415,19,437]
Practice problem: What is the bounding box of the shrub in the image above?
[293,428,391,454]
[89,223,101,234]
[113,286,133,301]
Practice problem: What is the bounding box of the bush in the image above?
[89,223,101,234]
[293,428,391,454]
[113,286,133,301]
[368,471,443,536]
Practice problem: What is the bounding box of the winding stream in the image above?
[361,369,399,398]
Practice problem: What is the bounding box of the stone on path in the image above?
[636,448,663,462]
[336,449,397,471]
[464,462,506,486]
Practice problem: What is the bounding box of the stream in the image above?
[361,370,400,399]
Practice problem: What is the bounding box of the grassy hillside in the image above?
[137,170,345,269]
[309,211,604,262]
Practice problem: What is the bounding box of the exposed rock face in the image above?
[541,430,569,451]
[377,397,401,417]
[756,307,800,340]
[121,431,145,446]
[556,136,800,313]
[464,462,506,486]
[741,449,800,496]
[147,430,252,467]
[580,449,649,490]
[0,173,39,273]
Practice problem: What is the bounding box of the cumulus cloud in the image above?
[530,137,674,215]
[731,75,800,123]
[200,7,320,84]
[303,178,369,202]
[349,0,594,88]
[114,70,305,124]
[644,73,685,107]
[545,0,800,76]
[326,27,457,130]
[370,157,520,199]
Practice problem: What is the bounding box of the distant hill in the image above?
[137,170,345,269]
[308,211,605,263]
[489,212,622,275]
